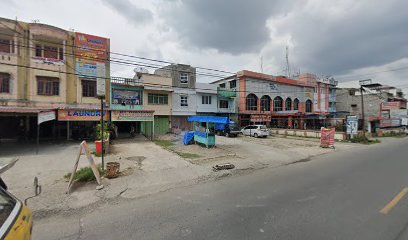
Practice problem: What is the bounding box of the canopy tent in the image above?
[187,116,229,124]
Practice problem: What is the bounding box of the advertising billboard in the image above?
[346,115,358,135]
[75,33,108,91]
[75,33,107,63]
[112,89,142,106]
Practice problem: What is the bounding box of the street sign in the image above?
[346,115,358,135]
[38,111,56,125]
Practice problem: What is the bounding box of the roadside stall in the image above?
[187,116,229,148]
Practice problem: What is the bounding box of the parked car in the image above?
[241,125,269,138]
[215,123,241,137]
[0,158,39,240]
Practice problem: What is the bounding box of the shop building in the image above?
[140,73,173,138]
[109,76,154,138]
[211,70,338,129]
[336,82,407,133]
[0,17,110,141]
[155,64,197,133]
[210,76,238,121]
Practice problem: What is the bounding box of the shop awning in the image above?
[0,107,44,113]
[187,116,229,124]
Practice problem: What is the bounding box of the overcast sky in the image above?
[1,0,407,92]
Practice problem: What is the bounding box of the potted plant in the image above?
[95,123,110,155]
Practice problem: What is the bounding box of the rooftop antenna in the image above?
[260,56,264,73]
[285,46,290,77]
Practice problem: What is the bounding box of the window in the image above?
[229,80,236,88]
[37,77,59,96]
[58,47,64,60]
[305,100,313,113]
[260,95,271,111]
[273,96,283,111]
[0,73,10,93]
[219,100,229,109]
[180,95,188,106]
[148,93,168,105]
[285,98,292,111]
[293,98,299,110]
[35,44,42,57]
[43,45,58,59]
[246,94,258,111]
[180,72,188,84]
[82,79,96,97]
[0,39,11,53]
[202,95,212,105]
[219,83,226,88]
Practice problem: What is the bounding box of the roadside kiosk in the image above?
[187,116,229,148]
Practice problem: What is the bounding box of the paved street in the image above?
[33,137,408,240]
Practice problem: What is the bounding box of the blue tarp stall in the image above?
[183,131,195,145]
[187,116,229,147]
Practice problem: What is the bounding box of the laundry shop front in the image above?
[111,110,155,139]
[57,109,109,140]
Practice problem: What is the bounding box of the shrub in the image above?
[64,165,104,182]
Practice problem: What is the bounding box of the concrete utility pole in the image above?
[360,85,366,144]
[358,79,372,144]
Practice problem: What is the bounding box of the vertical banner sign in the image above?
[75,32,108,81]
[346,115,358,135]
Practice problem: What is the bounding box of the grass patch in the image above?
[154,140,175,148]
[342,135,381,145]
[64,165,104,182]
[175,151,201,159]
[154,140,200,159]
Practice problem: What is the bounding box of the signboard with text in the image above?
[346,115,358,135]
[38,111,56,125]
[58,110,109,121]
[111,111,154,121]
[250,114,271,122]
[381,102,401,110]
[75,32,108,63]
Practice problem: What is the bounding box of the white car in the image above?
[241,125,269,138]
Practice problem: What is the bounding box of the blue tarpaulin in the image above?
[187,116,229,124]
[183,131,195,145]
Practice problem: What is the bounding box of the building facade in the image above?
[336,84,407,132]
[155,64,197,132]
[196,82,218,115]
[0,17,110,141]
[211,70,337,129]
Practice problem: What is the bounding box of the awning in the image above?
[187,116,229,124]
[0,107,43,113]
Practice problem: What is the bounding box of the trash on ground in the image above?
[213,163,235,171]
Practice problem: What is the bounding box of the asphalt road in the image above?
[34,137,408,240]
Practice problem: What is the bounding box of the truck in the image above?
[214,121,241,137]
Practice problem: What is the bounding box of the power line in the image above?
[0,39,229,79]
[0,31,235,75]
[0,61,349,99]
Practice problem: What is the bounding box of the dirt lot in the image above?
[154,133,355,170]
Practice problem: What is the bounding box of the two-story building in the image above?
[141,73,172,138]
[0,17,110,141]
[155,64,196,133]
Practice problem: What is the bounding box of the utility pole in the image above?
[100,98,104,171]
[358,79,372,144]
[360,85,367,144]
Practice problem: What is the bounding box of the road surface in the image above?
[34,137,408,239]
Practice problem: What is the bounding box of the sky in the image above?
[1,0,407,92]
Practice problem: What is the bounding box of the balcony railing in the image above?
[217,87,236,98]
[111,77,143,86]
